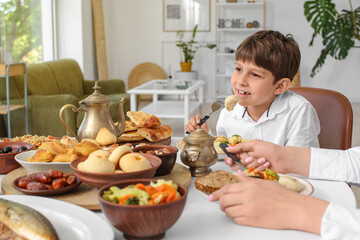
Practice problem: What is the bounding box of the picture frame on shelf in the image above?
[163,0,210,32]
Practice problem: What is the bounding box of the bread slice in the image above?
[194,170,239,193]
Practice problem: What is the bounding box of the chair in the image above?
[290,87,353,150]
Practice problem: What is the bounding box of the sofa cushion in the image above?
[15,63,60,96]
[46,59,84,98]
[0,76,21,100]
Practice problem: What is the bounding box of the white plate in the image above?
[0,195,114,240]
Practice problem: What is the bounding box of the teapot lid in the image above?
[183,129,215,143]
[80,82,110,104]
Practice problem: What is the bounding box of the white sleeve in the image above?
[310,147,360,184]
[321,202,360,240]
[285,103,320,148]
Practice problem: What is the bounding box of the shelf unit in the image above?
[215,0,265,98]
[0,63,28,138]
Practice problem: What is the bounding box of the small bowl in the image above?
[98,179,187,240]
[70,153,161,188]
[12,172,82,196]
[0,142,34,174]
[132,145,178,176]
[15,150,74,173]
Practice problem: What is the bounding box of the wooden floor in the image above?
[139,100,360,207]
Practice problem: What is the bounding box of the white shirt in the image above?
[311,147,360,239]
[216,90,320,147]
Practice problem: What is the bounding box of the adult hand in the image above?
[185,114,209,133]
[209,171,328,234]
[224,139,311,175]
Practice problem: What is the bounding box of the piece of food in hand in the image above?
[119,153,152,172]
[0,198,59,240]
[278,175,304,192]
[118,131,144,142]
[124,120,139,132]
[194,170,239,193]
[27,149,53,162]
[244,167,279,181]
[109,145,132,166]
[137,125,173,142]
[95,127,117,146]
[83,154,115,174]
[225,95,240,111]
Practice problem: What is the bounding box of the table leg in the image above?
[184,94,189,127]
[130,94,137,111]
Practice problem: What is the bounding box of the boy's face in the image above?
[230,59,280,113]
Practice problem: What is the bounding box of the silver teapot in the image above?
[59,82,126,141]
[180,129,218,176]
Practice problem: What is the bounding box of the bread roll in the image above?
[278,175,304,192]
[119,153,152,172]
[77,162,86,171]
[88,149,110,159]
[83,155,115,173]
[109,146,132,166]
[95,127,117,146]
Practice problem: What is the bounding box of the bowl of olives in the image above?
[0,142,34,174]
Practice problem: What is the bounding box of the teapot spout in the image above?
[117,98,127,135]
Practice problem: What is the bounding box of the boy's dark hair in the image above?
[235,30,300,83]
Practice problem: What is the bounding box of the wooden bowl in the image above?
[70,153,161,188]
[0,142,34,174]
[132,145,178,176]
[98,179,187,240]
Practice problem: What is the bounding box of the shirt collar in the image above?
[231,91,290,121]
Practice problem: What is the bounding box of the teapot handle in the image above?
[59,104,79,138]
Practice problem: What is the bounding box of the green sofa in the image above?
[0,59,131,138]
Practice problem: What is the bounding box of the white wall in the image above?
[58,0,360,101]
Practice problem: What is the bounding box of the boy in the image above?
[185,30,320,148]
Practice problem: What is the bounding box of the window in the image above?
[0,0,55,64]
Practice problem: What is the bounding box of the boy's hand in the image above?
[185,114,209,133]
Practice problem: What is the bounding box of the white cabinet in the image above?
[215,0,265,98]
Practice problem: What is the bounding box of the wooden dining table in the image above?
[0,137,356,239]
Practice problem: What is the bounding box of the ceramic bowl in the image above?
[0,142,34,174]
[132,145,178,176]
[98,179,187,240]
[15,150,74,173]
[70,153,161,188]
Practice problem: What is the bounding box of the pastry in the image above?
[117,131,144,142]
[194,170,239,193]
[278,175,304,192]
[124,120,139,132]
[27,149,53,162]
[0,198,58,240]
[83,154,115,174]
[225,95,240,111]
[38,142,67,155]
[72,141,100,156]
[119,153,152,172]
[127,111,161,128]
[52,153,78,162]
[95,127,117,146]
[60,136,78,149]
[137,125,173,142]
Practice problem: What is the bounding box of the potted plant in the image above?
[176,25,216,72]
[304,0,360,77]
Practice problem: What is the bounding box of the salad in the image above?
[244,167,280,181]
[102,179,181,205]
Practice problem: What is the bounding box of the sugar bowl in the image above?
[180,129,218,177]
